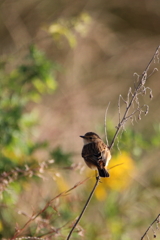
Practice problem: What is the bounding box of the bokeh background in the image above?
[0,0,160,239]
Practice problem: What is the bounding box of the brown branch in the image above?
[0,160,54,194]
[10,177,91,240]
[141,214,160,239]
[104,102,110,146]
[109,45,160,150]
[66,176,100,240]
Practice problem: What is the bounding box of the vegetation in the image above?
[0,1,160,240]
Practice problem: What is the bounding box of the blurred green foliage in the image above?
[0,45,58,172]
[0,45,61,238]
[104,120,160,158]
[50,146,72,166]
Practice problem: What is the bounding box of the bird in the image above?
[80,132,111,177]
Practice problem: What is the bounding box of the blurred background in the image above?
[0,0,160,239]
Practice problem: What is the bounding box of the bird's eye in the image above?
[89,137,92,140]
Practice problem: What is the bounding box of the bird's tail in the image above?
[98,168,110,178]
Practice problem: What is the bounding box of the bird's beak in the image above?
[80,135,85,138]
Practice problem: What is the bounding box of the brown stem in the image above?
[109,89,137,150]
[109,45,160,150]
[66,176,100,240]
[141,214,160,240]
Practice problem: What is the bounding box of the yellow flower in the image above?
[106,152,135,190]
[94,152,136,201]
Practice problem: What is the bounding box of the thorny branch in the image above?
[109,45,160,150]
[141,214,160,240]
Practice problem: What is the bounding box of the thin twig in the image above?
[109,45,160,150]
[66,176,100,240]
[141,214,160,239]
[104,102,110,146]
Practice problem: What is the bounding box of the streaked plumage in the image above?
[80,132,111,177]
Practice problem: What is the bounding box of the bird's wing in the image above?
[81,141,107,168]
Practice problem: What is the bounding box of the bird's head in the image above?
[80,132,101,145]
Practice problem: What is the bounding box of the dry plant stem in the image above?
[66,176,100,240]
[141,214,160,240]
[105,102,110,146]
[109,45,160,150]
[10,177,91,240]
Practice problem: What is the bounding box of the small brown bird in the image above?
[80,132,111,177]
